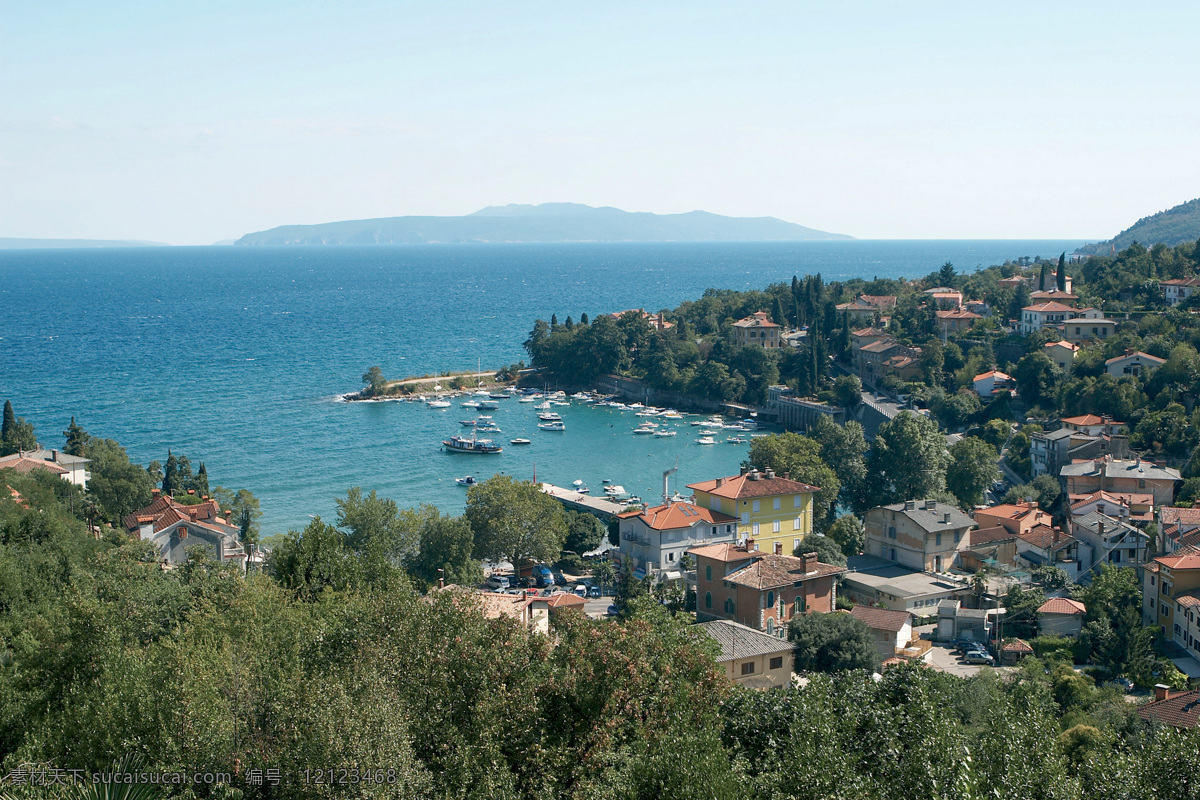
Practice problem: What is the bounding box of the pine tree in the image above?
[197,463,209,495]
[772,295,787,327]
[580,312,589,326]
[0,401,36,456]
[550,313,559,331]
[1057,253,1067,292]
[63,416,89,456]
[163,451,178,494]
[564,316,574,331]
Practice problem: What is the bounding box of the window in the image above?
[725,598,736,614]
[767,591,775,607]
[709,496,721,511]
[770,656,784,669]
[752,500,761,512]
[1162,581,1170,596]
[741,512,750,524]
[668,552,675,562]
[935,533,942,547]
[888,526,896,539]
[795,596,806,614]
[791,518,800,531]
[793,494,802,508]
[773,520,781,533]
[705,592,712,609]
[766,619,774,636]
[705,565,712,581]
[711,526,716,537]
[741,661,756,675]
[752,523,760,535]
[794,538,801,551]
[773,497,781,510]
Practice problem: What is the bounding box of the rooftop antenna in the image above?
[663,456,679,506]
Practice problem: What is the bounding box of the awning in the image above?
[662,570,683,581]
[1171,655,1200,679]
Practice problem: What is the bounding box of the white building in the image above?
[1020,302,1076,335]
[1105,350,1166,378]
[617,499,738,581]
[0,448,91,489]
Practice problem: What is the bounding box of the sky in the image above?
[2,1,1199,244]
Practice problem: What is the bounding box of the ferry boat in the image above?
[537,421,566,431]
[442,434,503,454]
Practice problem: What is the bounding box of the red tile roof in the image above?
[970,526,1017,545]
[545,592,587,609]
[1154,552,1200,571]
[937,309,981,320]
[1038,597,1086,616]
[733,311,780,329]
[1061,414,1124,427]
[1018,525,1073,550]
[1000,638,1033,653]
[627,501,736,530]
[1176,591,1200,609]
[849,605,912,632]
[689,542,760,562]
[0,456,69,475]
[1159,507,1200,527]
[972,370,1011,382]
[1044,340,1079,351]
[724,553,844,590]
[688,472,820,500]
[1023,302,1076,313]
[1138,689,1200,729]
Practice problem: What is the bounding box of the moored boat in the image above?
[455,475,478,486]
[537,421,566,431]
[653,430,677,437]
[510,438,532,445]
[695,436,716,445]
[443,434,503,453]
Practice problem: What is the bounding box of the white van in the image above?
[486,574,510,591]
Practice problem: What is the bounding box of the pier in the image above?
[539,483,629,521]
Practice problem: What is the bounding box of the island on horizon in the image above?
[233,202,853,246]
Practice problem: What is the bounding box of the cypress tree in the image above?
[197,463,209,495]
[564,316,574,331]
[1057,253,1067,292]
[772,295,787,328]
[63,416,88,456]
[550,313,559,331]
[580,312,589,326]
[1039,262,1048,291]
[163,451,178,495]
[1,401,15,445]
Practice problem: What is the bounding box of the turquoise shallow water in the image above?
[0,240,1081,534]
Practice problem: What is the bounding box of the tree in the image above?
[0,400,37,456]
[213,486,261,543]
[1057,253,1067,293]
[362,365,387,397]
[938,260,956,287]
[789,611,879,673]
[62,416,89,457]
[270,516,363,600]
[745,432,839,531]
[826,514,865,557]
[1039,261,1048,291]
[793,533,846,566]
[1003,474,1063,512]
[466,475,568,571]
[1002,584,1045,639]
[832,374,862,408]
[564,510,604,555]
[812,415,870,513]
[1013,351,1060,410]
[946,436,1001,508]
[84,437,155,523]
[868,411,948,504]
[194,462,209,495]
[401,503,482,587]
[336,486,418,560]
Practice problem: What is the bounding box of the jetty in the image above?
[539,482,628,521]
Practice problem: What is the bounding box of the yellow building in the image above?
[688,468,818,556]
[1144,548,1200,653]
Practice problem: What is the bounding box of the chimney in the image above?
[51,449,59,462]
[925,499,937,510]
[1154,684,1170,702]
[151,488,161,497]
[717,477,726,487]
[740,466,750,476]
[1053,528,1061,544]
[783,471,790,480]
[800,551,819,574]
[774,541,783,555]
[1098,521,1105,535]
[187,489,196,496]
[746,537,756,552]
[749,470,760,481]
[224,509,232,522]
[764,468,775,480]
[905,500,917,510]
[943,512,952,524]
[438,577,445,589]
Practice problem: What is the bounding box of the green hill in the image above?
[1076,197,1200,255]
[235,203,852,245]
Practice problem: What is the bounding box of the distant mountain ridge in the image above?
[0,237,167,249]
[1076,197,1200,255]
[234,203,852,245]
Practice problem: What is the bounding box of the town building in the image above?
[1043,340,1079,370]
[850,326,891,351]
[836,294,897,322]
[1070,511,1148,570]
[616,499,738,581]
[1029,289,1079,307]
[691,541,844,636]
[1037,597,1087,637]
[695,619,796,688]
[1159,507,1200,555]
[0,448,91,488]
[688,469,820,557]
[1160,276,1200,307]
[936,308,981,335]
[1069,490,1154,526]
[1015,525,1088,580]
[732,311,781,348]
[1030,428,1079,478]
[844,555,971,616]
[1060,314,1119,344]
[1060,414,1128,437]
[849,605,915,661]
[1060,456,1181,507]
[1020,302,1076,335]
[1105,349,1166,378]
[855,338,923,383]
[973,501,1053,538]
[923,287,963,309]
[864,499,976,573]
[122,493,246,569]
[767,385,846,432]
[1138,686,1200,729]
[972,370,1012,398]
[957,526,1020,574]
[607,308,674,330]
[1143,548,1200,668]
[936,599,1001,643]
[998,638,1034,665]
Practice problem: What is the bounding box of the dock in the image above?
[539,483,629,521]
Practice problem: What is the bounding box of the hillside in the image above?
[1076,197,1200,255]
[234,203,852,245]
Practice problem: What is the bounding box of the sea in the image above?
[0,240,1082,536]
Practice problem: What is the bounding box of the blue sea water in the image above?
[0,240,1082,535]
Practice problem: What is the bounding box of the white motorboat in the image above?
[427,399,451,408]
[538,412,562,422]
[461,400,480,408]
[695,436,716,445]
[633,426,656,435]
[604,485,626,496]
[518,395,540,403]
[538,421,565,431]
[455,476,478,487]
[510,438,532,445]
[726,436,746,444]
[653,430,677,437]
[478,400,499,410]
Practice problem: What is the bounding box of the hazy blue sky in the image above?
[3,2,1198,244]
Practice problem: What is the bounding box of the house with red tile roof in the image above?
[691,541,844,637]
[732,311,781,348]
[122,493,246,569]
[999,638,1034,665]
[1043,340,1079,370]
[1029,289,1078,307]
[616,500,738,581]
[1139,686,1200,728]
[1142,547,1200,668]
[1015,525,1088,579]
[1059,414,1127,436]
[923,287,963,309]
[837,294,897,322]
[0,448,90,488]
[849,605,915,660]
[608,308,673,331]
[1038,597,1087,637]
[973,501,1052,538]
[971,369,1012,398]
[1020,301,1077,335]
[1069,490,1153,525]
[1105,349,1166,379]
[1159,506,1200,554]
[696,619,797,689]
[1159,276,1200,307]
[936,308,982,335]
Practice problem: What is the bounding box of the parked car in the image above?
[486,574,510,591]
[953,638,985,654]
[1108,676,1135,692]
[588,586,602,598]
[573,584,588,597]
[605,604,619,617]
[963,650,995,665]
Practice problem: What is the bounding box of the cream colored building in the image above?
[696,619,795,688]
[864,499,976,573]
